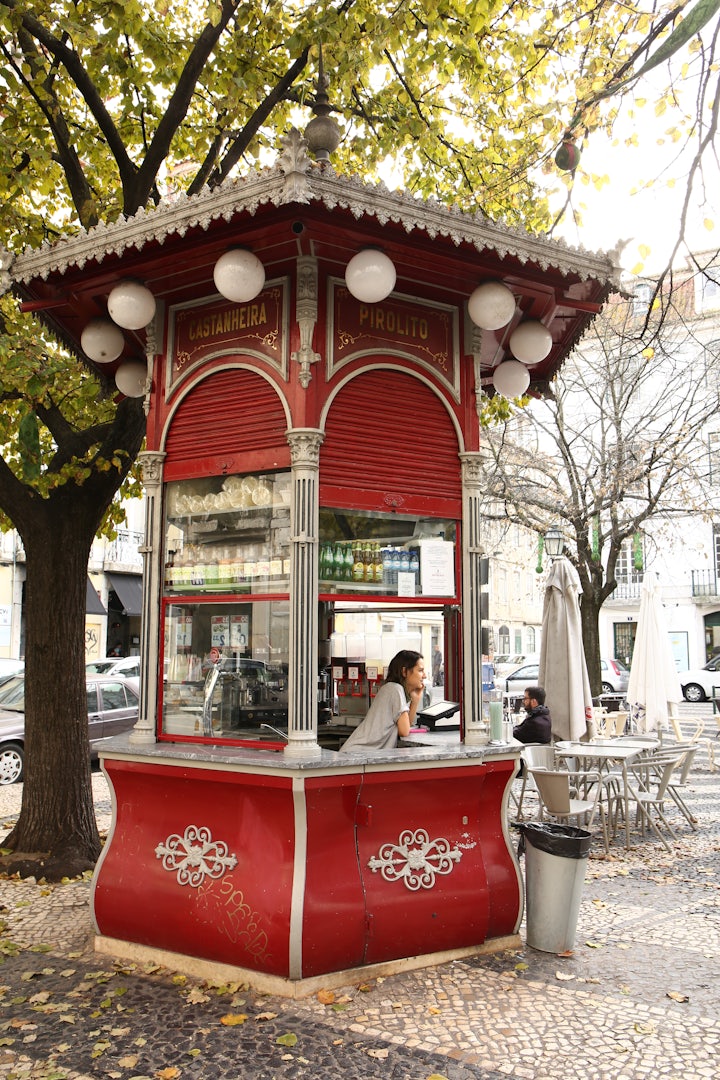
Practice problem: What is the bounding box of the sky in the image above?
[552,60,719,276]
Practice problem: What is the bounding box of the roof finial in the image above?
[303,44,342,163]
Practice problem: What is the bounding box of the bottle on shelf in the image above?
[373,542,384,585]
[332,543,344,581]
[382,545,393,587]
[343,543,354,582]
[363,540,374,583]
[352,541,365,583]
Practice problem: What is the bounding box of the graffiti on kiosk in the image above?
[196,875,270,961]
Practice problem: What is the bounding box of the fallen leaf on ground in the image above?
[555,972,575,981]
[667,991,689,1002]
[367,1048,390,1059]
[276,1032,298,1046]
[317,989,335,1004]
[255,1012,278,1021]
[220,1013,247,1026]
[185,988,210,1004]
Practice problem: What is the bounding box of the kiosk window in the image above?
[160,599,289,743]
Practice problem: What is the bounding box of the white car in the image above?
[679,655,720,703]
[86,656,141,688]
[493,653,539,678]
[496,656,629,697]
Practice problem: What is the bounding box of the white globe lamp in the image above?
[80,319,124,363]
[107,280,156,330]
[115,360,148,398]
[492,359,530,398]
[345,249,396,303]
[213,249,266,303]
[509,320,553,364]
[468,281,516,330]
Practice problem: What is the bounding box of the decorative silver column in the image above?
[460,452,489,745]
[129,450,166,745]
[285,429,324,759]
[292,255,320,388]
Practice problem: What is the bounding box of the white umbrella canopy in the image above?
[626,572,682,733]
[539,558,593,742]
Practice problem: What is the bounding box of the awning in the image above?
[108,573,143,617]
[86,577,106,616]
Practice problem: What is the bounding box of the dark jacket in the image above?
[512,703,552,744]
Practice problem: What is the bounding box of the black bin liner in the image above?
[519,822,591,860]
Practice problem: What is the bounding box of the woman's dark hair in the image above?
[385,650,423,685]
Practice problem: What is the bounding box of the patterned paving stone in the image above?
[0,713,718,1079]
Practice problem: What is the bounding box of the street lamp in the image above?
[544,524,565,559]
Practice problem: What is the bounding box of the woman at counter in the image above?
[340,650,426,752]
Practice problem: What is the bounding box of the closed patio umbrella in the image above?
[539,558,593,742]
[626,572,682,733]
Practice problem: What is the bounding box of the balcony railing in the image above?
[607,576,644,602]
[691,568,720,597]
[105,529,144,569]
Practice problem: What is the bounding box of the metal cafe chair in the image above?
[610,750,686,852]
[512,744,556,822]
[529,768,610,853]
[647,744,699,831]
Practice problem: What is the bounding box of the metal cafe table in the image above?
[554,738,659,850]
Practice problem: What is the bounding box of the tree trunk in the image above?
[1,500,101,879]
[580,589,603,698]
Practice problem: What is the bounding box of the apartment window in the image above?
[526,627,536,651]
[710,432,720,484]
[616,539,643,584]
[695,268,720,313]
[498,625,510,653]
[633,282,653,317]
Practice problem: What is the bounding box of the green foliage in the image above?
[0,294,142,534]
[17,409,40,482]
[1,0,707,251]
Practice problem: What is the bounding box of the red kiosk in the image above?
[10,130,617,993]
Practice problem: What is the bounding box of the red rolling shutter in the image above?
[320,370,462,515]
[163,368,289,478]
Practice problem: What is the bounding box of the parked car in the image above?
[600,657,629,694]
[86,656,141,685]
[0,674,140,785]
[495,656,629,697]
[493,653,539,678]
[679,655,720,702]
[495,662,540,696]
[0,659,24,688]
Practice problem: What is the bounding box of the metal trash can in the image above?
[520,822,591,953]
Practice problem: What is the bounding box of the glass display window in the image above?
[319,508,457,600]
[164,471,290,596]
[161,598,289,744]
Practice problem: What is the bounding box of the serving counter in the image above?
[92,738,523,995]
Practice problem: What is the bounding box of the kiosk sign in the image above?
[168,282,287,383]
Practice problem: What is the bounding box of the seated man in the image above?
[512,685,552,744]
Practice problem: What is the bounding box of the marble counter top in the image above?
[98,732,522,774]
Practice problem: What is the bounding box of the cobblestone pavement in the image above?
[0,709,718,1079]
